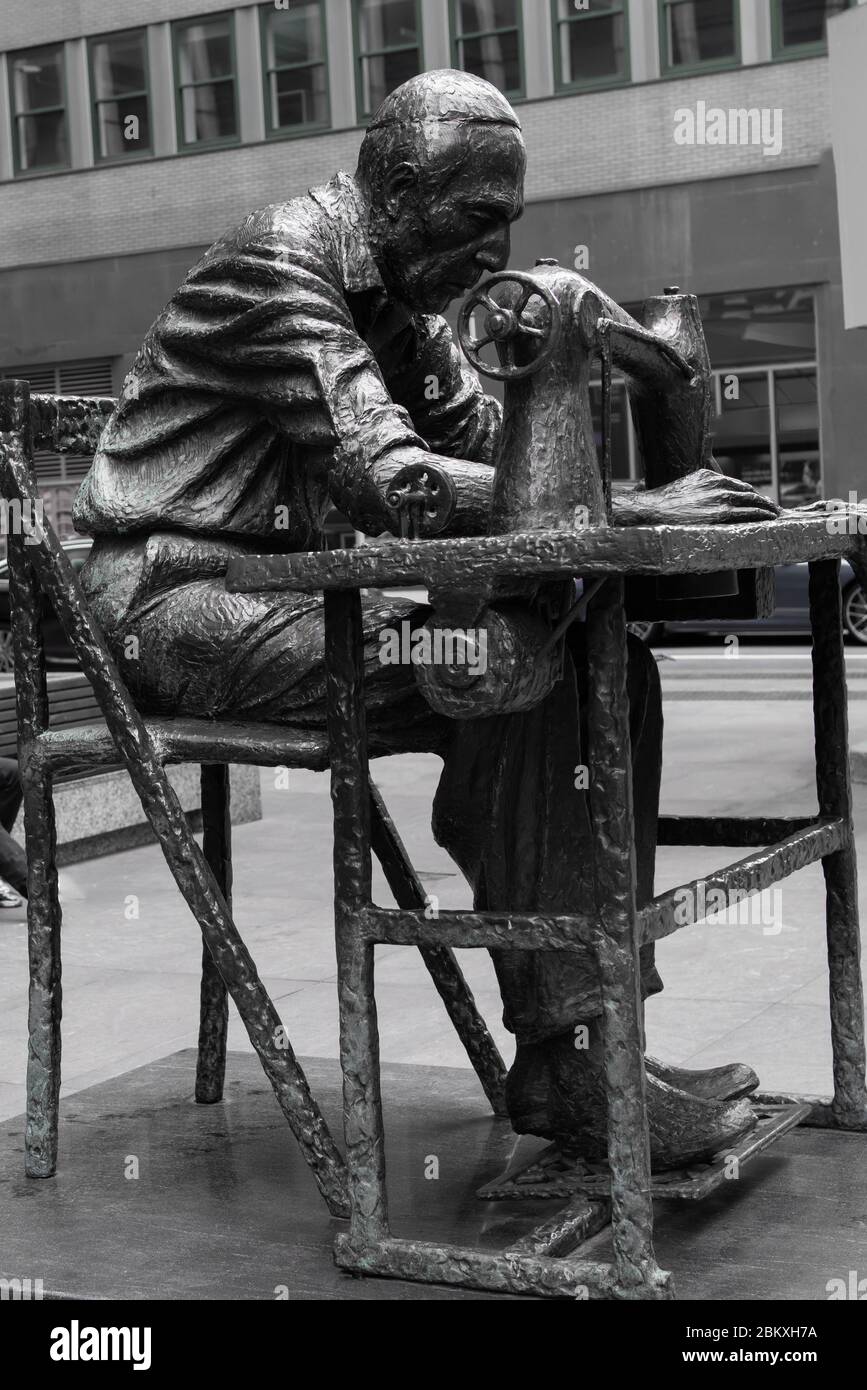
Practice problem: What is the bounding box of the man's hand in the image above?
[382,450,495,538]
[616,467,781,527]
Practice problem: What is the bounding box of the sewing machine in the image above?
[225,263,867,1301]
[387,261,757,719]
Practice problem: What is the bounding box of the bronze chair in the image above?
[0,378,507,1221]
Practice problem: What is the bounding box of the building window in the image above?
[452,0,524,99]
[702,287,820,506]
[659,0,740,75]
[711,365,821,506]
[590,378,636,482]
[772,0,852,58]
[89,30,151,161]
[553,0,629,91]
[354,0,422,121]
[173,13,238,149]
[592,288,820,507]
[260,1,329,135]
[8,44,69,174]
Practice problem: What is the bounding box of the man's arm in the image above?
[383,313,502,465]
[156,196,505,538]
[352,310,503,537]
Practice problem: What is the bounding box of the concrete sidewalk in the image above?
[1,685,866,1122]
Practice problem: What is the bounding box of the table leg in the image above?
[809,559,867,1128]
[196,764,231,1104]
[325,589,389,1244]
[585,576,672,1298]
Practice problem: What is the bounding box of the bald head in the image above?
[357,69,523,201]
[367,68,521,132]
[356,70,525,315]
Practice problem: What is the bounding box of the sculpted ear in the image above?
[383,162,418,218]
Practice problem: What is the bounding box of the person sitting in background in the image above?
[0,756,25,907]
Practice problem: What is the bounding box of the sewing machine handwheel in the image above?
[385,461,458,537]
[458,272,561,381]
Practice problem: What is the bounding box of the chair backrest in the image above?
[0,378,181,782]
[28,393,116,456]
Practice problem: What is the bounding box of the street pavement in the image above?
[1,640,866,1122]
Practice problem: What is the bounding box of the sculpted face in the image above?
[373,127,526,314]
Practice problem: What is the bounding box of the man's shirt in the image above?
[73,172,501,550]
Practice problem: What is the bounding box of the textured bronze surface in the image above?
[39,717,333,774]
[196,764,231,1106]
[2,383,64,1179]
[227,515,865,595]
[326,589,388,1244]
[809,560,867,1127]
[656,816,818,846]
[28,393,114,455]
[504,1193,612,1258]
[642,819,849,945]
[333,1234,674,1301]
[8,62,867,1301]
[753,1092,867,1132]
[584,577,662,1292]
[0,381,350,1218]
[478,1103,813,1203]
[360,904,601,951]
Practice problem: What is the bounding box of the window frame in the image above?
[171,9,240,153]
[711,360,821,506]
[657,0,741,79]
[551,0,631,94]
[87,27,152,165]
[352,0,425,125]
[449,0,526,101]
[8,41,70,177]
[771,0,854,61]
[259,0,331,140]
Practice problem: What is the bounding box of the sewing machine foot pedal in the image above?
[477,1101,813,1202]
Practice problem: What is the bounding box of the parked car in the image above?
[0,537,92,672]
[628,561,867,644]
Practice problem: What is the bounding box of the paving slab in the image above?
[0,1051,863,1302]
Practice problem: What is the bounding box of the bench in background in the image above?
[0,648,261,867]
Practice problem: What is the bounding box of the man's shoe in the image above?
[506,1041,759,1139]
[0,878,22,908]
[548,1032,757,1172]
[645,1056,759,1103]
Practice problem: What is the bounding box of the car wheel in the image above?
[627,621,664,645]
[843,583,867,644]
[0,627,14,673]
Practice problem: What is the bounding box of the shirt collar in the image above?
[308,171,385,296]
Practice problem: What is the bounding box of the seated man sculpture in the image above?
[74,70,779,1171]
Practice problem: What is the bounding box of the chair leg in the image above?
[0,407,348,1215]
[326,590,389,1242]
[585,577,670,1298]
[368,780,508,1115]
[196,765,231,1104]
[23,758,63,1177]
[809,560,867,1127]
[0,395,65,1181]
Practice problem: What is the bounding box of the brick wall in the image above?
[0,0,261,49]
[0,57,830,272]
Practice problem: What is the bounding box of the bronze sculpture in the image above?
[73,70,782,1170]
